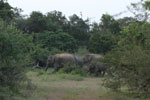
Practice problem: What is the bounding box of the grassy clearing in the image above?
[15,69,146,100]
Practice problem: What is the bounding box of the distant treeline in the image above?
[1,0,150,99]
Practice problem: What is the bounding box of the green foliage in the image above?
[28,11,46,33]
[75,47,89,56]
[103,46,150,93]
[57,63,87,77]
[117,17,138,29]
[3,0,150,99]
[102,23,150,94]
[30,30,78,66]
[89,32,117,54]
[70,69,87,76]
[100,14,121,34]
[58,63,77,74]
[119,23,150,47]
[31,45,51,67]
[35,30,78,53]
[88,14,121,54]
[15,18,29,33]
[48,48,64,55]
[45,10,68,32]
[0,20,33,99]
[68,14,90,46]
[0,0,14,21]
[16,11,68,33]
[15,11,90,48]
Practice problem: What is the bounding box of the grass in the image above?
[15,69,148,100]
[56,73,84,81]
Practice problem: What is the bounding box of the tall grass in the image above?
[14,69,150,100]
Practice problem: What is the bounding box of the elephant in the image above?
[45,53,83,73]
[82,54,103,64]
[88,62,107,76]
[82,54,106,76]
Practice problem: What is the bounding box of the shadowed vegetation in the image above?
[1,0,150,99]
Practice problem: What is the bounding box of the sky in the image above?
[8,0,140,22]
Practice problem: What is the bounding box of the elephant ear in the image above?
[87,55,92,62]
[83,56,87,63]
[47,56,53,64]
[83,55,89,64]
[51,55,55,64]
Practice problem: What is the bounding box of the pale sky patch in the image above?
[8,0,140,21]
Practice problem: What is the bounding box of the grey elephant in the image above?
[83,54,103,64]
[45,53,82,73]
[88,62,107,76]
[82,54,106,76]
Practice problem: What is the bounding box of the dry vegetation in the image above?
[15,69,140,100]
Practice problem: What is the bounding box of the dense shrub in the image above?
[31,30,78,67]
[102,23,150,93]
[88,32,117,54]
[103,46,150,92]
[31,45,51,67]
[0,20,33,99]
[58,63,87,77]
[35,30,78,53]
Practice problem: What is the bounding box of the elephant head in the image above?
[82,54,106,76]
[83,54,103,64]
[45,55,55,71]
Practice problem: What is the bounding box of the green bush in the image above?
[31,45,50,67]
[57,63,87,77]
[75,47,89,56]
[88,32,117,54]
[102,23,150,94]
[0,20,33,99]
[104,46,150,93]
[35,30,78,53]
[57,63,76,74]
[70,68,87,77]
[31,43,64,68]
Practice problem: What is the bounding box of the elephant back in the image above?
[83,54,103,64]
[46,53,83,72]
[55,53,73,58]
[54,53,77,65]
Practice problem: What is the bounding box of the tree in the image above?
[15,17,29,33]
[91,22,100,33]
[88,32,117,54]
[15,11,68,34]
[68,14,90,46]
[0,20,33,99]
[88,14,120,54]
[45,10,68,32]
[117,17,138,29]
[35,30,78,53]
[100,14,121,34]
[0,0,14,21]
[27,11,46,33]
[127,0,150,22]
[102,23,150,93]
[118,23,150,47]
